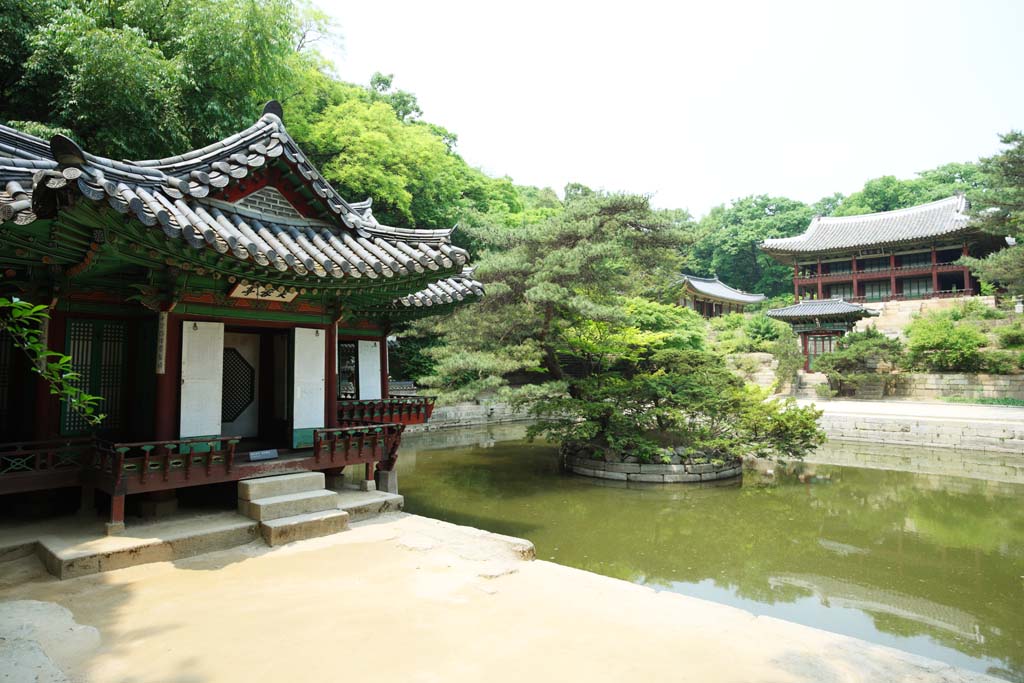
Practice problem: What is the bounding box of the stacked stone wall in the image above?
[891,374,1024,401]
[818,414,1024,455]
[565,455,743,483]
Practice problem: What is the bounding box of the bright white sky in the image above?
[315,0,1023,217]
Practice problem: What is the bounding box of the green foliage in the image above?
[690,196,813,297]
[766,328,803,391]
[979,350,1018,375]
[961,131,1024,295]
[4,0,325,159]
[996,323,1024,349]
[833,164,985,217]
[943,396,1024,407]
[948,298,1004,321]
[710,313,788,354]
[904,314,987,372]
[529,350,824,463]
[812,327,904,395]
[0,298,104,426]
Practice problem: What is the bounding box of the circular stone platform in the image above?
[565,455,743,484]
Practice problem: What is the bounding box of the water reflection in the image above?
[396,425,1024,681]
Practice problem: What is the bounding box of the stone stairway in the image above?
[795,371,829,399]
[238,472,348,547]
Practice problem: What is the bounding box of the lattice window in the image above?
[221,347,255,423]
[61,319,126,435]
[902,277,933,298]
[864,281,891,302]
[338,342,357,398]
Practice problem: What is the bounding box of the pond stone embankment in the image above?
[565,455,743,483]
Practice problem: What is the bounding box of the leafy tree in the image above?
[690,195,814,297]
[813,327,904,395]
[834,163,986,217]
[0,298,104,426]
[904,313,987,372]
[962,131,1024,294]
[418,193,823,463]
[4,0,327,159]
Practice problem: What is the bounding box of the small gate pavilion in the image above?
[0,102,482,531]
[766,299,878,370]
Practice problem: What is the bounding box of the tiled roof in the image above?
[397,269,484,308]
[761,196,970,256]
[679,274,765,304]
[0,102,468,282]
[766,299,879,321]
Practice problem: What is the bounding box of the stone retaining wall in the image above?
[818,414,1024,454]
[891,373,1024,401]
[565,455,743,483]
[405,402,530,433]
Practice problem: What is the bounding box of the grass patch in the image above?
[942,396,1024,407]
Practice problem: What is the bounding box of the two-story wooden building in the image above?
[761,195,1003,302]
[0,102,482,531]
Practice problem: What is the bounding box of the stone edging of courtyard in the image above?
[565,454,743,483]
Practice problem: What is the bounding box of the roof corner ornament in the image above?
[262,100,284,122]
[49,134,86,166]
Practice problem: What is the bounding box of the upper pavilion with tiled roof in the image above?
[760,195,971,263]
[678,274,765,305]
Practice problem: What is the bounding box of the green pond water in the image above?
[395,424,1024,681]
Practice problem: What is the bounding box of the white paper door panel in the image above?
[357,340,382,400]
[293,328,325,430]
[180,321,224,438]
[220,332,260,438]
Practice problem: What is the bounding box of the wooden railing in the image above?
[847,288,974,303]
[313,423,405,471]
[94,436,241,488]
[337,397,436,426]
[0,438,93,475]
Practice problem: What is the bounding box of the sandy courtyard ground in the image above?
[0,513,999,683]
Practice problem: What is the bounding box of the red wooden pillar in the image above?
[793,265,800,301]
[153,311,180,441]
[325,323,338,428]
[108,493,126,534]
[801,333,809,371]
[380,332,390,399]
[962,244,970,292]
[889,254,897,299]
[816,260,823,299]
[34,309,66,439]
[931,247,939,295]
[851,256,858,299]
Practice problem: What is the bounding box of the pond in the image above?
[395,424,1024,682]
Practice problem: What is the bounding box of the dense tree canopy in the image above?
[963,132,1024,294]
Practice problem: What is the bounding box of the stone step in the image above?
[260,510,349,546]
[239,472,325,501]
[238,489,339,522]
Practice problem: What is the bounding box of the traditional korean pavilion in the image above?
[0,102,482,531]
[761,195,1004,302]
[766,299,878,370]
[677,274,765,318]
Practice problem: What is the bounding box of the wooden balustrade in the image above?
[0,438,94,493]
[313,423,405,470]
[336,397,436,426]
[94,436,241,488]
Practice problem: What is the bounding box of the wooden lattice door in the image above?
[61,319,127,435]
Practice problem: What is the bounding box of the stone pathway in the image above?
[0,513,1001,682]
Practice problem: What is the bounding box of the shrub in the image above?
[767,328,803,391]
[980,350,1019,374]
[743,314,788,345]
[813,326,904,394]
[996,323,1024,349]
[815,384,837,399]
[950,299,1005,321]
[904,314,987,372]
